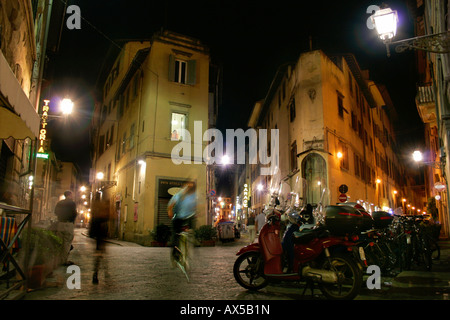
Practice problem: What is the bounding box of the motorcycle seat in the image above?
[293,226,329,244]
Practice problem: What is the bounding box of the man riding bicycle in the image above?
[168,183,197,261]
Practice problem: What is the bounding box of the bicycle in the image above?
[171,228,195,282]
[392,215,435,271]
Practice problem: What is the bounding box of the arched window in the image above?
[301,153,327,204]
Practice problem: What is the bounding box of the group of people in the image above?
[49,183,198,285]
[51,183,309,285]
[244,211,266,243]
[51,190,109,284]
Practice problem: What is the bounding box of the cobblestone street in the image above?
[24,228,301,301]
[22,228,450,302]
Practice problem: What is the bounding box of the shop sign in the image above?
[38,99,50,153]
[243,183,250,208]
[434,182,446,192]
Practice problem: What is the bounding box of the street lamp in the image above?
[221,155,230,165]
[412,150,443,169]
[372,7,398,41]
[372,5,450,57]
[60,98,74,115]
[412,150,423,162]
[96,172,104,180]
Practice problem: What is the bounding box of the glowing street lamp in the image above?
[60,98,74,115]
[221,155,230,165]
[412,150,423,162]
[371,5,450,57]
[372,7,398,41]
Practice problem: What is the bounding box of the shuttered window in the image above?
[168,54,196,85]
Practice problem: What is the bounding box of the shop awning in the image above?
[0,107,35,139]
[0,52,39,140]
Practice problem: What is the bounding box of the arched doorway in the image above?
[301,153,327,204]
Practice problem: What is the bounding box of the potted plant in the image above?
[22,228,64,289]
[151,224,171,247]
[194,225,217,247]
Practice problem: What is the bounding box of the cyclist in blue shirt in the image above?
[168,183,197,261]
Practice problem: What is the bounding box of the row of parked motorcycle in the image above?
[233,170,441,300]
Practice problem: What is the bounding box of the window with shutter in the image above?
[169,54,196,85]
[337,92,345,118]
[98,135,105,156]
[187,60,196,85]
[290,141,297,171]
[129,123,135,149]
[289,98,296,122]
[122,131,127,155]
[109,124,114,146]
[168,54,175,81]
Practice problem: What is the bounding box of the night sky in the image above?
[44,0,423,182]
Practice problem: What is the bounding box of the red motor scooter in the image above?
[233,177,363,300]
[233,209,363,299]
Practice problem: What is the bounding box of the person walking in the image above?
[247,212,256,243]
[53,190,78,265]
[89,192,110,284]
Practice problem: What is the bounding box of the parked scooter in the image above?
[233,172,364,300]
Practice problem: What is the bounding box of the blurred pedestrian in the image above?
[247,212,256,243]
[168,183,196,262]
[53,190,77,265]
[89,192,110,284]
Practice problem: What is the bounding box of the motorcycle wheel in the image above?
[318,253,363,300]
[233,252,268,291]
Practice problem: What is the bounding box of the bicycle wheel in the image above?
[175,232,191,281]
[182,230,195,271]
[419,238,432,271]
[426,236,440,260]
[401,235,413,271]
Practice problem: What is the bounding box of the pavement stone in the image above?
[15,229,450,300]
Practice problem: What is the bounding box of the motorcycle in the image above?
[233,170,364,300]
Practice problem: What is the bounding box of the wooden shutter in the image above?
[187,60,196,85]
[168,54,175,81]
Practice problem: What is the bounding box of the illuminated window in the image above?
[171,112,187,141]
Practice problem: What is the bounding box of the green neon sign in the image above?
[37,153,49,159]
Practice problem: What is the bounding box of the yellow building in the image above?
[92,30,217,245]
[248,50,419,213]
[0,0,52,210]
[412,0,449,238]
